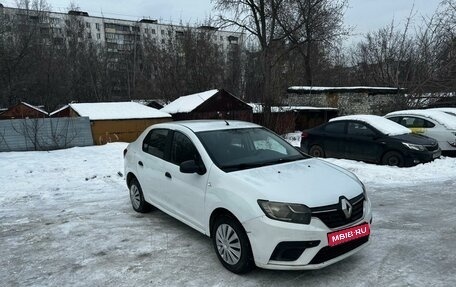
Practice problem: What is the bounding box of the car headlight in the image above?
[361,181,368,200]
[257,200,311,224]
[402,142,426,151]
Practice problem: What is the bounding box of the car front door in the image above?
[345,121,382,162]
[159,130,209,231]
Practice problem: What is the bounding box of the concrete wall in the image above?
[287,92,406,116]
[0,117,93,152]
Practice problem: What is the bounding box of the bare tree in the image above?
[276,0,348,85]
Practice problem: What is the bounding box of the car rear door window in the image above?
[170,132,200,165]
[143,129,169,159]
[324,122,346,134]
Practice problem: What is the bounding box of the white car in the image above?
[385,110,456,154]
[429,107,456,117]
[123,120,372,273]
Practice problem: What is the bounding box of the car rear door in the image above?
[137,128,172,208]
[320,121,347,158]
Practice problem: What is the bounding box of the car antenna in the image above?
[225,120,229,126]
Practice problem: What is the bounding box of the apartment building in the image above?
[0,5,243,53]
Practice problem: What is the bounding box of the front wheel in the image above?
[382,151,404,167]
[212,215,254,274]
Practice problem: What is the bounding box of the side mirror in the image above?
[180,160,206,175]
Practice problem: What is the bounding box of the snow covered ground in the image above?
[1,143,455,286]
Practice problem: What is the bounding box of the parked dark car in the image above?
[301,115,441,167]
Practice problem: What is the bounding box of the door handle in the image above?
[165,172,172,179]
[138,161,143,167]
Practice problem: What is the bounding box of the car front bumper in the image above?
[403,148,441,166]
[242,198,372,270]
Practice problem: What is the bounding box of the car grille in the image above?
[309,236,369,265]
[425,143,439,151]
[311,193,364,229]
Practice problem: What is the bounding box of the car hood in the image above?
[389,133,437,145]
[230,158,363,208]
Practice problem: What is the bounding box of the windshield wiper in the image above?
[221,162,265,171]
[221,156,304,172]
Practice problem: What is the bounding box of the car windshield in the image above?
[197,128,308,172]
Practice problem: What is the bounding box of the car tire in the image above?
[309,145,325,157]
[212,215,254,274]
[129,178,152,213]
[382,151,404,167]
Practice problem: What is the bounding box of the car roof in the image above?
[153,120,261,132]
[329,114,411,136]
[385,109,456,130]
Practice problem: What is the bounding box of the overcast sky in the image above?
[1,0,442,40]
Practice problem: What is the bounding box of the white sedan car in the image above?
[385,110,456,154]
[124,120,372,273]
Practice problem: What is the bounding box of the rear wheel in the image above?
[309,145,325,157]
[212,215,254,274]
[382,151,404,167]
[129,178,152,213]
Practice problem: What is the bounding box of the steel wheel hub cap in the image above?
[216,224,241,265]
[130,185,141,209]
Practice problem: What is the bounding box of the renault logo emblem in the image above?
[340,198,353,219]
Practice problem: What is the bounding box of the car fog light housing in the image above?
[258,200,311,224]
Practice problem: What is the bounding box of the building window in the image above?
[161,38,165,44]
[85,22,90,28]
[95,23,100,30]
[220,35,223,41]
[87,32,92,39]
[97,33,101,39]
[145,28,149,33]
[152,28,156,34]
[161,29,165,35]
[228,36,239,44]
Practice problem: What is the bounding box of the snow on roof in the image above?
[161,89,219,114]
[21,102,48,115]
[287,86,404,95]
[330,114,411,136]
[49,105,69,116]
[429,107,456,117]
[69,102,171,120]
[386,109,456,130]
[248,103,337,114]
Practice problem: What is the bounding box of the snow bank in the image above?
[323,156,456,187]
[330,114,411,136]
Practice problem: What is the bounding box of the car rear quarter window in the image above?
[400,117,435,128]
[143,129,169,159]
[324,122,346,134]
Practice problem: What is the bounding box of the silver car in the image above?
[385,110,456,155]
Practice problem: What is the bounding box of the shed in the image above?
[287,86,406,116]
[249,104,338,134]
[52,102,172,144]
[161,89,253,121]
[0,102,48,120]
